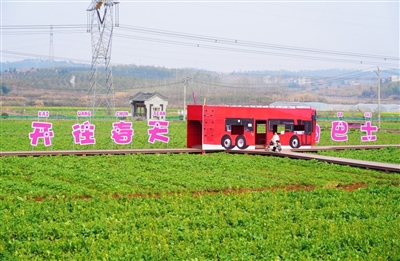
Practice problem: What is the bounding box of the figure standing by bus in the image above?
[268,132,282,152]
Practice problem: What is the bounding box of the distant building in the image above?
[129,91,168,121]
[298,77,311,86]
[344,80,360,86]
[389,75,400,82]
[263,76,272,84]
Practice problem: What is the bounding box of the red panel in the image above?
[187,120,202,148]
[187,105,203,121]
[187,105,204,148]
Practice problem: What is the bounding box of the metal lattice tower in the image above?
[86,0,119,116]
[48,25,54,68]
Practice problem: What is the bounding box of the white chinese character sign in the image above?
[360,112,377,142]
[111,121,134,145]
[29,122,54,146]
[148,120,169,143]
[360,121,378,142]
[331,120,349,142]
[72,121,96,145]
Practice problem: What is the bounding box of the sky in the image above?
[1,0,399,73]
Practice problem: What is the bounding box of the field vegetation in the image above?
[1,153,400,260]
[1,108,399,260]
[317,147,400,164]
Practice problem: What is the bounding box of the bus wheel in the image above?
[221,135,234,149]
[290,135,300,148]
[236,135,248,149]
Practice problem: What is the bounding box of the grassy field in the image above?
[1,186,399,260]
[1,113,400,260]
[1,152,400,260]
[316,146,400,164]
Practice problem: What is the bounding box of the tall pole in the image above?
[86,0,119,116]
[183,78,187,121]
[377,67,381,129]
[48,25,54,69]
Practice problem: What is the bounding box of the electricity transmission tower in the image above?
[86,0,120,116]
[48,25,54,69]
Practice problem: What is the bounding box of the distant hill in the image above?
[1,59,398,108]
[2,59,397,79]
[0,59,90,70]
[243,68,397,80]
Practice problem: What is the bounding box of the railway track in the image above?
[1,145,399,173]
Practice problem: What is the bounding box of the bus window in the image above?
[231,125,244,135]
[268,120,280,132]
[269,119,294,133]
[241,119,254,132]
[285,124,293,132]
[256,123,266,134]
[226,118,254,132]
[277,125,285,134]
[294,125,305,131]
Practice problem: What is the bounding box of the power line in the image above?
[1,49,382,85]
[118,24,400,61]
[2,23,399,68]
[114,33,399,67]
[130,80,184,89]
[0,50,384,87]
[316,66,376,80]
[315,68,377,84]
[323,72,376,85]
[192,79,290,90]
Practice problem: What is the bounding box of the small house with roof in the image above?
[130,91,168,121]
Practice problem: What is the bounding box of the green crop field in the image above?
[1,115,400,260]
[316,146,400,164]
[1,152,400,260]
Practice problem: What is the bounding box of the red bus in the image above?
[187,105,317,151]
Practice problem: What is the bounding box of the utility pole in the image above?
[183,78,187,121]
[48,25,54,69]
[375,67,381,129]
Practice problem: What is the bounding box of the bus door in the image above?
[255,120,267,146]
[302,120,313,145]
